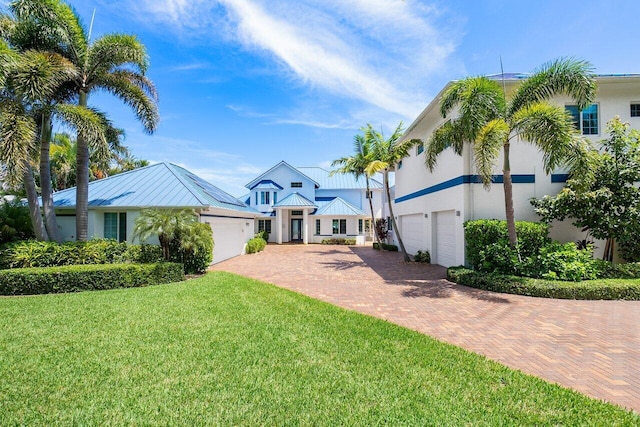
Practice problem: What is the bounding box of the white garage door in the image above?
[434,210,456,267]
[206,218,246,264]
[400,213,426,255]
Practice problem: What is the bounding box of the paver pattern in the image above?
[211,244,640,413]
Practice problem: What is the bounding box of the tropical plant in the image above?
[425,58,597,249]
[0,198,34,244]
[133,208,198,260]
[331,133,380,242]
[365,122,420,262]
[9,0,159,241]
[531,117,640,262]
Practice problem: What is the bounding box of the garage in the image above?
[434,210,457,267]
[400,213,426,255]
[205,217,249,264]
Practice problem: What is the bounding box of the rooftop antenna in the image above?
[88,8,96,41]
[499,56,507,101]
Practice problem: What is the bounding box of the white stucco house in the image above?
[391,74,640,267]
[52,162,259,264]
[242,161,383,244]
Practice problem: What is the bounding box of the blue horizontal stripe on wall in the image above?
[395,174,535,203]
[315,197,336,202]
[551,174,569,183]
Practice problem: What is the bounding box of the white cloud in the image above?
[133,0,461,120]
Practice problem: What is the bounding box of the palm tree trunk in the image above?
[365,176,378,244]
[502,143,518,249]
[76,90,89,241]
[23,160,48,241]
[385,170,410,262]
[39,112,61,242]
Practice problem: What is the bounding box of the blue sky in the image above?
[58,0,639,196]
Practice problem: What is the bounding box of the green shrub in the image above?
[414,250,431,263]
[447,266,640,300]
[0,200,34,244]
[465,220,549,270]
[169,223,214,274]
[373,242,380,250]
[519,242,601,281]
[246,237,267,254]
[0,263,184,296]
[255,230,269,241]
[595,261,640,279]
[382,243,398,251]
[321,238,356,245]
[0,240,163,269]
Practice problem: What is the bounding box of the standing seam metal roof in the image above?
[297,167,383,189]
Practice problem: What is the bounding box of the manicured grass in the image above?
[448,267,640,300]
[0,272,636,425]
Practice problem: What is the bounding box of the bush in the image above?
[255,230,269,241]
[0,239,163,269]
[519,242,601,281]
[321,238,356,245]
[0,263,184,296]
[414,250,431,263]
[0,200,34,244]
[465,220,549,270]
[447,266,640,300]
[169,223,214,274]
[246,237,267,254]
[372,242,398,251]
[596,261,640,279]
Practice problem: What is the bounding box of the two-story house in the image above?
[243,161,383,244]
[391,74,640,266]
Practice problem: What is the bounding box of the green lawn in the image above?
[0,272,636,425]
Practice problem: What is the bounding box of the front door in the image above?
[291,219,303,241]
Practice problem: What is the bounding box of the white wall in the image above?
[248,163,317,213]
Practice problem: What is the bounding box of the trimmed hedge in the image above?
[447,266,640,300]
[321,238,356,245]
[373,242,398,251]
[246,237,267,254]
[0,263,184,296]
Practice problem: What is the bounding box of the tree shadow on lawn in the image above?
[348,246,512,304]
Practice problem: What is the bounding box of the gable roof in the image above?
[245,160,319,189]
[314,197,366,216]
[273,192,316,208]
[52,162,258,214]
[249,180,284,190]
[298,167,383,190]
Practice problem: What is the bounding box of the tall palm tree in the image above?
[365,122,420,262]
[331,133,379,243]
[11,0,159,241]
[425,58,596,247]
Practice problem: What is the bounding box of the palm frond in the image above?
[474,119,508,188]
[87,33,149,78]
[365,159,388,176]
[508,57,596,116]
[8,50,75,102]
[53,103,107,154]
[511,102,578,173]
[98,74,159,133]
[0,108,36,185]
[425,120,465,171]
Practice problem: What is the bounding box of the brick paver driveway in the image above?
[211,244,640,413]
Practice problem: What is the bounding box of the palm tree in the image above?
[365,122,420,262]
[133,208,198,260]
[10,0,159,241]
[425,58,596,247]
[331,133,379,243]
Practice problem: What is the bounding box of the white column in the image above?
[302,209,309,244]
[276,209,282,244]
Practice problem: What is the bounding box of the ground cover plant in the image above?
[0,273,636,425]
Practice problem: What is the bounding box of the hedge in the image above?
[0,263,184,296]
[246,237,267,254]
[321,238,356,245]
[373,242,398,251]
[447,266,640,300]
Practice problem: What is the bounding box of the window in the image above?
[566,104,599,135]
[291,182,302,188]
[315,219,321,235]
[291,210,303,216]
[258,219,271,233]
[333,219,346,234]
[255,192,258,205]
[273,192,277,204]
[387,216,393,231]
[358,219,363,234]
[260,191,270,204]
[104,212,126,242]
[397,160,403,169]
[631,103,640,117]
[416,141,424,155]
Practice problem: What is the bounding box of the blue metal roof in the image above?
[314,197,366,216]
[246,161,319,189]
[273,192,316,208]
[249,180,284,190]
[297,167,383,189]
[52,162,258,214]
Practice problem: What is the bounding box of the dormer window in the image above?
[291,182,302,188]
